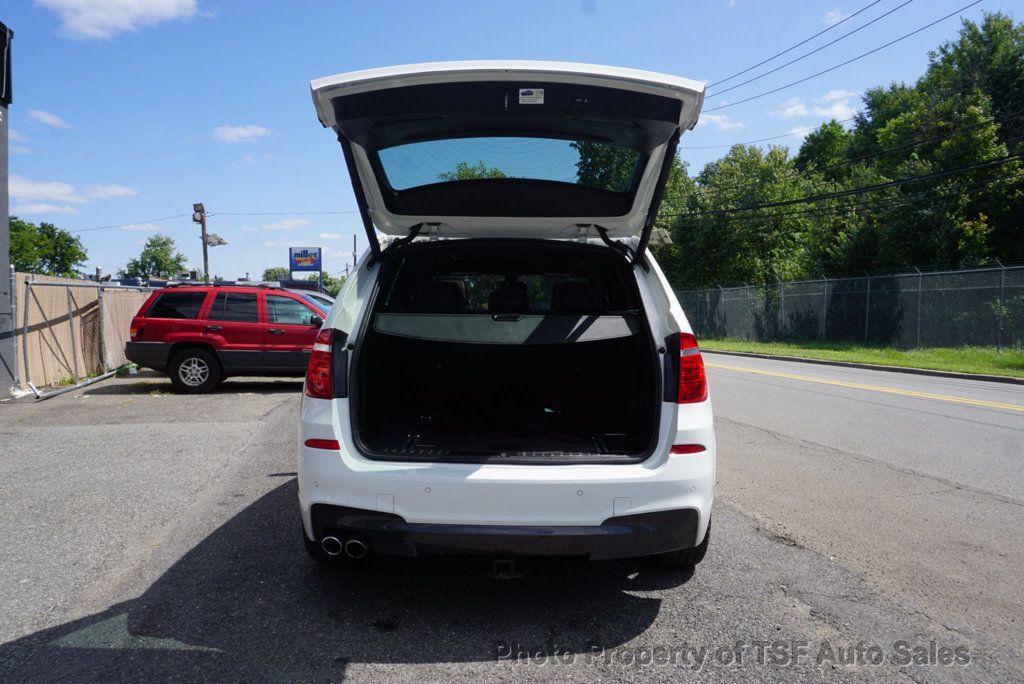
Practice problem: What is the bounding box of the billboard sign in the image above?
[289,247,321,272]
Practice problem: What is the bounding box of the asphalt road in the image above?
[0,357,1021,681]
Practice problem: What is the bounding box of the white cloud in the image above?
[262,219,311,231]
[120,223,162,232]
[812,101,858,119]
[213,124,271,143]
[824,9,850,25]
[11,203,80,215]
[811,89,860,119]
[696,113,744,130]
[87,184,138,199]
[243,152,275,163]
[12,146,33,155]
[35,0,199,40]
[728,0,737,6]
[774,91,860,121]
[775,97,808,118]
[10,174,88,204]
[322,248,351,263]
[9,129,27,142]
[28,109,71,129]
[319,232,342,240]
[821,89,859,102]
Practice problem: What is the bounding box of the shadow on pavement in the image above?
[0,479,692,680]
[82,378,304,396]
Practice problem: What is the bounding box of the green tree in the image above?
[305,273,346,297]
[652,12,1024,286]
[262,266,291,281]
[9,217,88,277]
[572,141,641,191]
[794,120,853,181]
[119,234,187,279]
[668,145,811,287]
[437,161,507,182]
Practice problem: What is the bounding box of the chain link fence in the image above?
[675,265,1024,349]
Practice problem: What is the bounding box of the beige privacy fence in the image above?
[13,272,152,392]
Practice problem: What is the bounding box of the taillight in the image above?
[305,328,333,399]
[130,323,144,340]
[678,332,708,403]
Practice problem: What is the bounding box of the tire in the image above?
[169,347,222,393]
[650,521,710,570]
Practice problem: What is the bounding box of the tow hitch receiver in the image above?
[489,552,522,580]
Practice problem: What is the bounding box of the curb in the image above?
[702,349,1024,386]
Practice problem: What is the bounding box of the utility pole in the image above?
[193,203,208,282]
[352,234,357,270]
[0,23,15,394]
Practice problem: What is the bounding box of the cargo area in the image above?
[350,240,661,463]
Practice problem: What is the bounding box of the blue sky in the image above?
[3,0,1008,279]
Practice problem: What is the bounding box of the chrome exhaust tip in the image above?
[321,536,343,556]
[344,537,369,559]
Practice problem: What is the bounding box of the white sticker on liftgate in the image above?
[519,88,544,104]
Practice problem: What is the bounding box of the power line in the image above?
[667,168,1024,227]
[709,0,886,88]
[676,106,1024,200]
[704,0,984,113]
[659,152,1021,220]
[67,214,191,234]
[65,210,360,234]
[682,118,857,150]
[707,0,916,99]
[208,210,360,217]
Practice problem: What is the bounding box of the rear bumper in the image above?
[309,504,699,560]
[299,395,715,558]
[125,341,171,371]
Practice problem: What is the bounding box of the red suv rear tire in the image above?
[169,347,222,393]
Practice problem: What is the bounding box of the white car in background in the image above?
[297,61,714,573]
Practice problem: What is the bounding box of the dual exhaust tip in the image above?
[321,535,369,559]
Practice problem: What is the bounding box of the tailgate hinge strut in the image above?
[593,224,635,262]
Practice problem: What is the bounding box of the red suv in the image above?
[125,284,328,393]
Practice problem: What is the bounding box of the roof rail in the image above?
[163,281,282,288]
[232,281,283,288]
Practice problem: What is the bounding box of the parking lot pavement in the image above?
[1,365,1021,681]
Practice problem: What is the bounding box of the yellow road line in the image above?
[705,362,1024,413]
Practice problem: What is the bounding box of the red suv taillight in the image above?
[305,328,333,399]
[678,332,708,403]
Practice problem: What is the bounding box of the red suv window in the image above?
[146,291,208,319]
[267,295,320,325]
[208,292,259,322]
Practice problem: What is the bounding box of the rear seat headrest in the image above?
[488,289,529,314]
[419,281,465,310]
[551,281,602,312]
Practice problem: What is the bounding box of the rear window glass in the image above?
[146,291,207,319]
[208,292,259,322]
[377,137,641,192]
[380,247,635,314]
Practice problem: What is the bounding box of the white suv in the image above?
[298,61,714,572]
